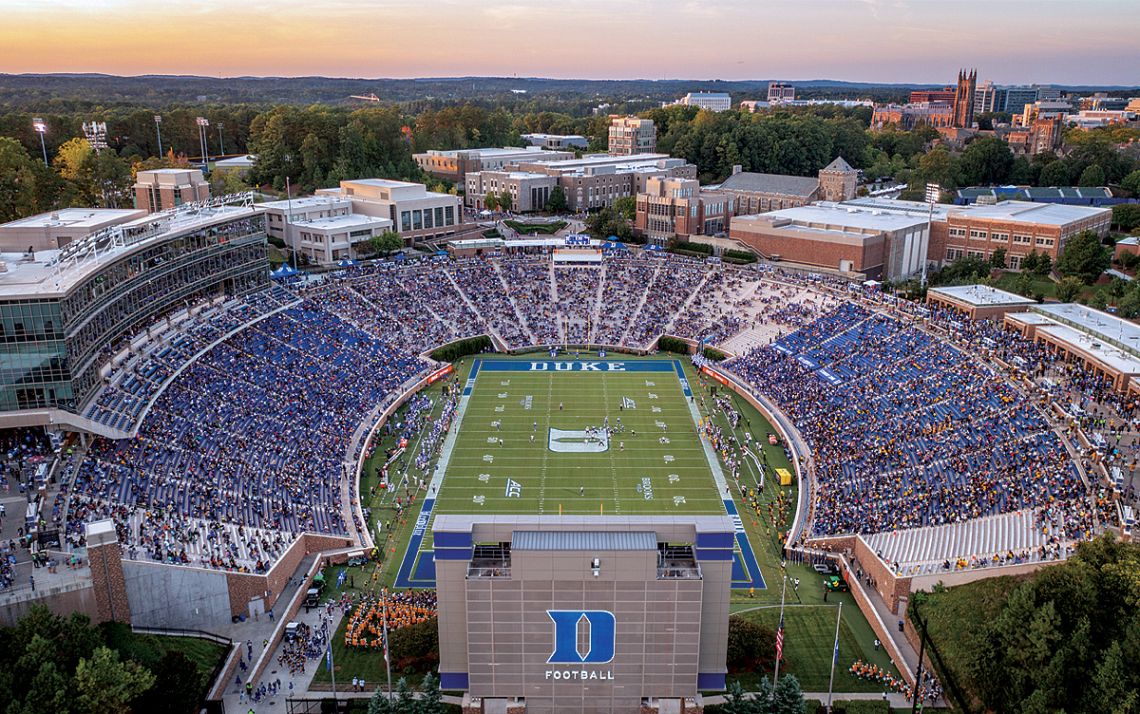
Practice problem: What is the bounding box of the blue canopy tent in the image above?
[645,244,664,252]
[337,259,359,268]
[270,263,301,279]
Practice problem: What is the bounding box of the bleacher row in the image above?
[67,298,425,572]
[314,255,753,352]
[862,509,1067,575]
[84,284,300,434]
[726,302,1095,557]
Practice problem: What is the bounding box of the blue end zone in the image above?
[463,359,482,396]
[672,360,693,397]
[413,552,437,581]
[478,359,677,373]
[723,499,766,590]
[394,497,437,588]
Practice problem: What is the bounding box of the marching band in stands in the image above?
[55,250,1120,576]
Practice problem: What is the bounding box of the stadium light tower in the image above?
[154,115,163,157]
[196,117,210,170]
[217,122,225,157]
[32,117,48,166]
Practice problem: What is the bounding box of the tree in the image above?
[134,651,206,714]
[1038,160,1071,187]
[545,185,567,213]
[498,189,513,213]
[1122,169,1140,196]
[1021,251,1040,274]
[990,248,1007,270]
[368,230,404,257]
[1056,276,1084,303]
[585,206,633,242]
[53,137,93,183]
[959,137,1013,186]
[1034,252,1052,277]
[0,136,52,222]
[612,195,636,221]
[483,192,498,212]
[726,616,776,672]
[74,646,155,714]
[1090,290,1109,311]
[1112,204,1140,233]
[1078,163,1107,187]
[1055,231,1110,283]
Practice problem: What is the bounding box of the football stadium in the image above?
[0,192,1122,713]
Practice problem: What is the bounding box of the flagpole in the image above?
[826,601,843,713]
[327,642,338,703]
[773,573,787,687]
[383,588,393,702]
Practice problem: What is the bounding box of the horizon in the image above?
[2,0,1138,86]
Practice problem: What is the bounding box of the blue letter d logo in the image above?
[547,610,616,664]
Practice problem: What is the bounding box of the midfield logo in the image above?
[547,610,616,664]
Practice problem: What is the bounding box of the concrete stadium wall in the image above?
[225,532,354,619]
[0,581,99,627]
[123,560,231,629]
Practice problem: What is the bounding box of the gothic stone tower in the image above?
[818,157,858,202]
[953,69,977,128]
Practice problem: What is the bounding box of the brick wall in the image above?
[224,533,354,618]
[89,541,132,624]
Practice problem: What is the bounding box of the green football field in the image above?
[432,361,726,519]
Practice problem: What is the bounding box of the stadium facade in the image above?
[0,197,268,425]
[433,514,734,714]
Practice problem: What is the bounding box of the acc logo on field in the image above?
[547,610,616,664]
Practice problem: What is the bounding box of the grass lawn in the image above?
[992,272,1058,299]
[327,353,901,696]
[503,219,567,235]
[909,575,1024,709]
[729,600,899,693]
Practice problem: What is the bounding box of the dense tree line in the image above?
[917,536,1140,713]
[0,605,216,714]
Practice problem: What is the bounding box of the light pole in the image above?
[32,117,48,166]
[217,122,225,157]
[195,117,210,170]
[154,115,163,158]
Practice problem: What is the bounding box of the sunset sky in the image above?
[2,0,1137,85]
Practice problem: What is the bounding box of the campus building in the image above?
[671,92,732,112]
[728,202,930,281]
[507,154,698,213]
[133,168,210,213]
[926,284,1037,321]
[871,102,954,130]
[716,157,858,215]
[0,208,146,252]
[464,171,559,213]
[414,146,575,183]
[952,69,977,129]
[767,82,795,103]
[633,177,731,243]
[839,197,1112,270]
[520,134,589,150]
[608,117,657,156]
[1004,303,1140,394]
[316,178,466,244]
[433,514,734,714]
[0,196,268,423]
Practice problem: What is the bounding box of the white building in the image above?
[672,92,733,112]
[289,213,394,264]
[316,179,466,243]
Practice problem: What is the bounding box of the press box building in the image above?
[433,514,735,714]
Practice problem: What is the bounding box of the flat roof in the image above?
[0,205,260,299]
[745,203,929,232]
[1,208,144,231]
[512,530,657,551]
[947,200,1110,226]
[293,214,391,230]
[843,197,953,221]
[523,153,670,170]
[928,284,1036,307]
[1032,303,1140,352]
[1036,323,1140,374]
[1004,311,1056,326]
[342,178,419,188]
[258,196,349,211]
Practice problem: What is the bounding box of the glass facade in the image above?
[0,213,269,413]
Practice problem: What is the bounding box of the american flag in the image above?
[775,615,785,661]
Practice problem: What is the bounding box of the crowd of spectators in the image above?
[725,300,1096,546]
[66,301,423,571]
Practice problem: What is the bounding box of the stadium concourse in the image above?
[54,250,1111,581]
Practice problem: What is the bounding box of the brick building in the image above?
[414,146,574,183]
[728,203,929,280]
[717,157,858,214]
[608,116,657,156]
[871,102,955,130]
[133,168,210,213]
[633,177,731,243]
[926,284,1037,320]
[465,171,559,212]
[507,154,698,213]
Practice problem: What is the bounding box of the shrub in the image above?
[657,336,692,354]
[430,336,492,362]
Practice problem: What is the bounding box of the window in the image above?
[401,211,411,232]
[991,232,1009,242]
[969,229,987,240]
[1012,234,1032,245]
[948,227,967,238]
[967,250,985,259]
[423,210,433,229]
[435,207,444,226]
[1008,254,1022,269]
[412,211,422,230]
[1035,237,1054,247]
